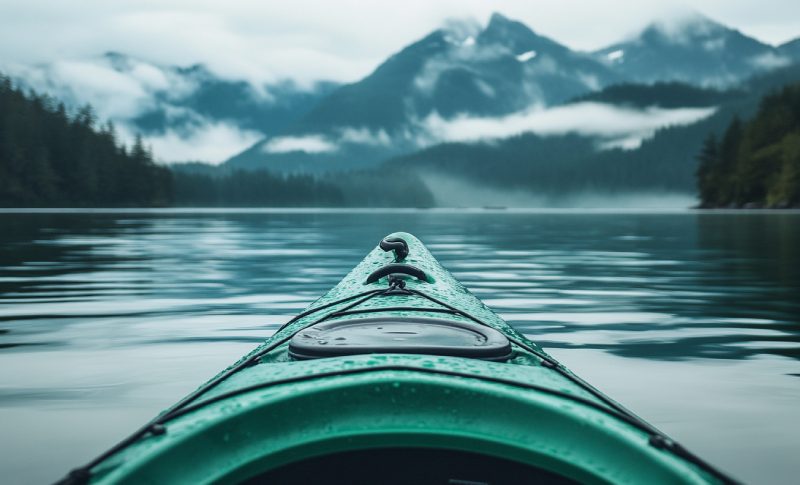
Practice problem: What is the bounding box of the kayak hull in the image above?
[93,362,714,485]
[64,233,733,485]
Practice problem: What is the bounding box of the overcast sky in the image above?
[2,0,800,86]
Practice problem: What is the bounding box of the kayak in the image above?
[56,232,739,485]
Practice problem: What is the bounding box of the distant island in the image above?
[695,82,800,209]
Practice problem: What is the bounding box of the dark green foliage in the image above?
[695,83,800,206]
[390,130,710,195]
[389,64,800,199]
[171,164,434,208]
[172,168,344,207]
[389,134,599,193]
[695,133,721,203]
[327,169,435,207]
[0,74,172,207]
[571,81,745,108]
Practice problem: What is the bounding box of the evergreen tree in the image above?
[693,82,800,207]
[695,133,720,205]
[768,133,800,204]
[0,73,173,207]
[716,116,743,205]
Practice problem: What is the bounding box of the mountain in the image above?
[227,12,799,175]
[226,13,621,172]
[8,12,797,175]
[592,14,792,87]
[570,81,745,108]
[779,37,800,61]
[384,63,800,205]
[286,13,619,133]
[117,56,339,138]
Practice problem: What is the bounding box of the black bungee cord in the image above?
[54,266,740,485]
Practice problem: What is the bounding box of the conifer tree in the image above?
[695,133,720,205]
[0,72,173,207]
[716,116,742,205]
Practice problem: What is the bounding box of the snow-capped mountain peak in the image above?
[592,11,792,87]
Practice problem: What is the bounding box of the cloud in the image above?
[339,127,392,146]
[5,55,205,122]
[263,135,338,154]
[5,54,316,163]
[650,11,727,45]
[2,1,799,91]
[419,102,716,149]
[419,172,697,207]
[262,127,393,154]
[9,60,154,120]
[749,52,793,69]
[123,120,262,164]
[259,102,717,156]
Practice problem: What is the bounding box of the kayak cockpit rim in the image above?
[53,233,742,485]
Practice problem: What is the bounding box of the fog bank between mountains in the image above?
[420,102,716,150]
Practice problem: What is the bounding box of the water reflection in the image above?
[0,209,799,484]
[1,210,799,363]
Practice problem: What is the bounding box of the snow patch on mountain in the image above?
[592,11,793,87]
[607,50,624,62]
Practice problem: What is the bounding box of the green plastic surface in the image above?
[88,233,726,485]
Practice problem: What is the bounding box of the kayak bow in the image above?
[57,233,739,485]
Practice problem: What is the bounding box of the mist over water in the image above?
[1,209,799,485]
[420,172,697,208]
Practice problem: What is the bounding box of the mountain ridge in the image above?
[591,14,791,87]
[225,11,796,174]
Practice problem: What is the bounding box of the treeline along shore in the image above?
[0,75,172,207]
[2,70,800,209]
[0,73,432,208]
[171,163,433,208]
[695,82,800,209]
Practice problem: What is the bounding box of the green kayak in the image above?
[56,233,739,485]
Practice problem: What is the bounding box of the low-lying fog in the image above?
[419,172,697,208]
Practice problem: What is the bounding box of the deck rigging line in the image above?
[55,278,740,485]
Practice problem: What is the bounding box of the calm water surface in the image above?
[1,209,799,485]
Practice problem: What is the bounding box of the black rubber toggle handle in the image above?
[380,237,409,262]
[366,264,428,284]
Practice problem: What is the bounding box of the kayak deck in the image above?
[62,233,736,485]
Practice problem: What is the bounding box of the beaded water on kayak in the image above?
[56,233,740,485]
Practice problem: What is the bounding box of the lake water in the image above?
[1,209,799,485]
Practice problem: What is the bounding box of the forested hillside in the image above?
[0,74,172,207]
[171,164,434,207]
[389,64,800,198]
[696,82,800,207]
[570,81,744,108]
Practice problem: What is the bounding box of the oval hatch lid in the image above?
[288,317,512,361]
